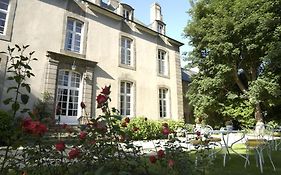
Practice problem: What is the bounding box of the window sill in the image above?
[157,74,170,79]
[0,34,11,41]
[60,49,86,59]
[119,64,136,71]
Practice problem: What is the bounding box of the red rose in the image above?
[124,117,130,123]
[162,127,170,135]
[157,149,165,159]
[68,148,80,159]
[36,123,47,135]
[149,155,157,164]
[55,141,65,152]
[168,159,175,168]
[101,85,111,95]
[22,119,47,136]
[80,102,86,109]
[79,131,87,140]
[96,94,108,107]
[162,123,169,128]
[22,118,32,131]
[196,131,201,136]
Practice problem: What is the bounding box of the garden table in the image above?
[212,130,248,166]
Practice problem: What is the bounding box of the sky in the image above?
[120,0,192,67]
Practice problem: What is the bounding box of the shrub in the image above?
[123,117,186,140]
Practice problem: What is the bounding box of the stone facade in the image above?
[0,0,184,124]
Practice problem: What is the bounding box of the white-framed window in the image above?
[0,0,9,35]
[158,49,168,76]
[56,70,81,117]
[65,18,83,53]
[122,9,130,21]
[120,81,133,116]
[121,36,133,66]
[157,23,164,34]
[159,88,169,118]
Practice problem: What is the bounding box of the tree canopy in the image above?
[184,0,281,127]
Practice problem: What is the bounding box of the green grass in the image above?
[205,144,280,175]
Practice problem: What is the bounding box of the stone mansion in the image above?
[0,0,184,124]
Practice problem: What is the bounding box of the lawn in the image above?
[205,144,280,175]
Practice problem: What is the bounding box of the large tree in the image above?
[184,0,281,127]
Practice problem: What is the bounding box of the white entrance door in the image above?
[56,70,82,125]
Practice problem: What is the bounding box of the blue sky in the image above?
[120,0,192,65]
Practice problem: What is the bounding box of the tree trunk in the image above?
[255,103,263,122]
[232,64,248,94]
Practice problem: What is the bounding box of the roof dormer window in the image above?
[157,23,164,34]
[121,3,134,22]
[123,9,130,21]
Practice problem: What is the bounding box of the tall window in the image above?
[159,88,168,118]
[65,18,83,53]
[123,9,130,21]
[121,37,132,66]
[56,70,81,117]
[120,81,133,116]
[0,0,9,34]
[158,50,168,76]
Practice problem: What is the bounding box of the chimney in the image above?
[150,3,163,23]
[150,2,165,34]
[108,0,120,9]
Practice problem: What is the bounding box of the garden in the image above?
[0,45,203,175]
[1,45,281,175]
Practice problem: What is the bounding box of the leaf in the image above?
[12,102,20,112]
[7,87,17,93]
[15,44,21,52]
[33,58,38,61]
[0,51,7,54]
[29,51,35,55]
[21,94,29,104]
[23,45,30,49]
[14,75,22,84]
[20,55,28,61]
[24,64,31,70]
[3,98,13,105]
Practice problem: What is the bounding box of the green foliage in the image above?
[123,117,185,140]
[32,91,53,125]
[185,0,281,127]
[0,110,13,146]
[1,44,37,116]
